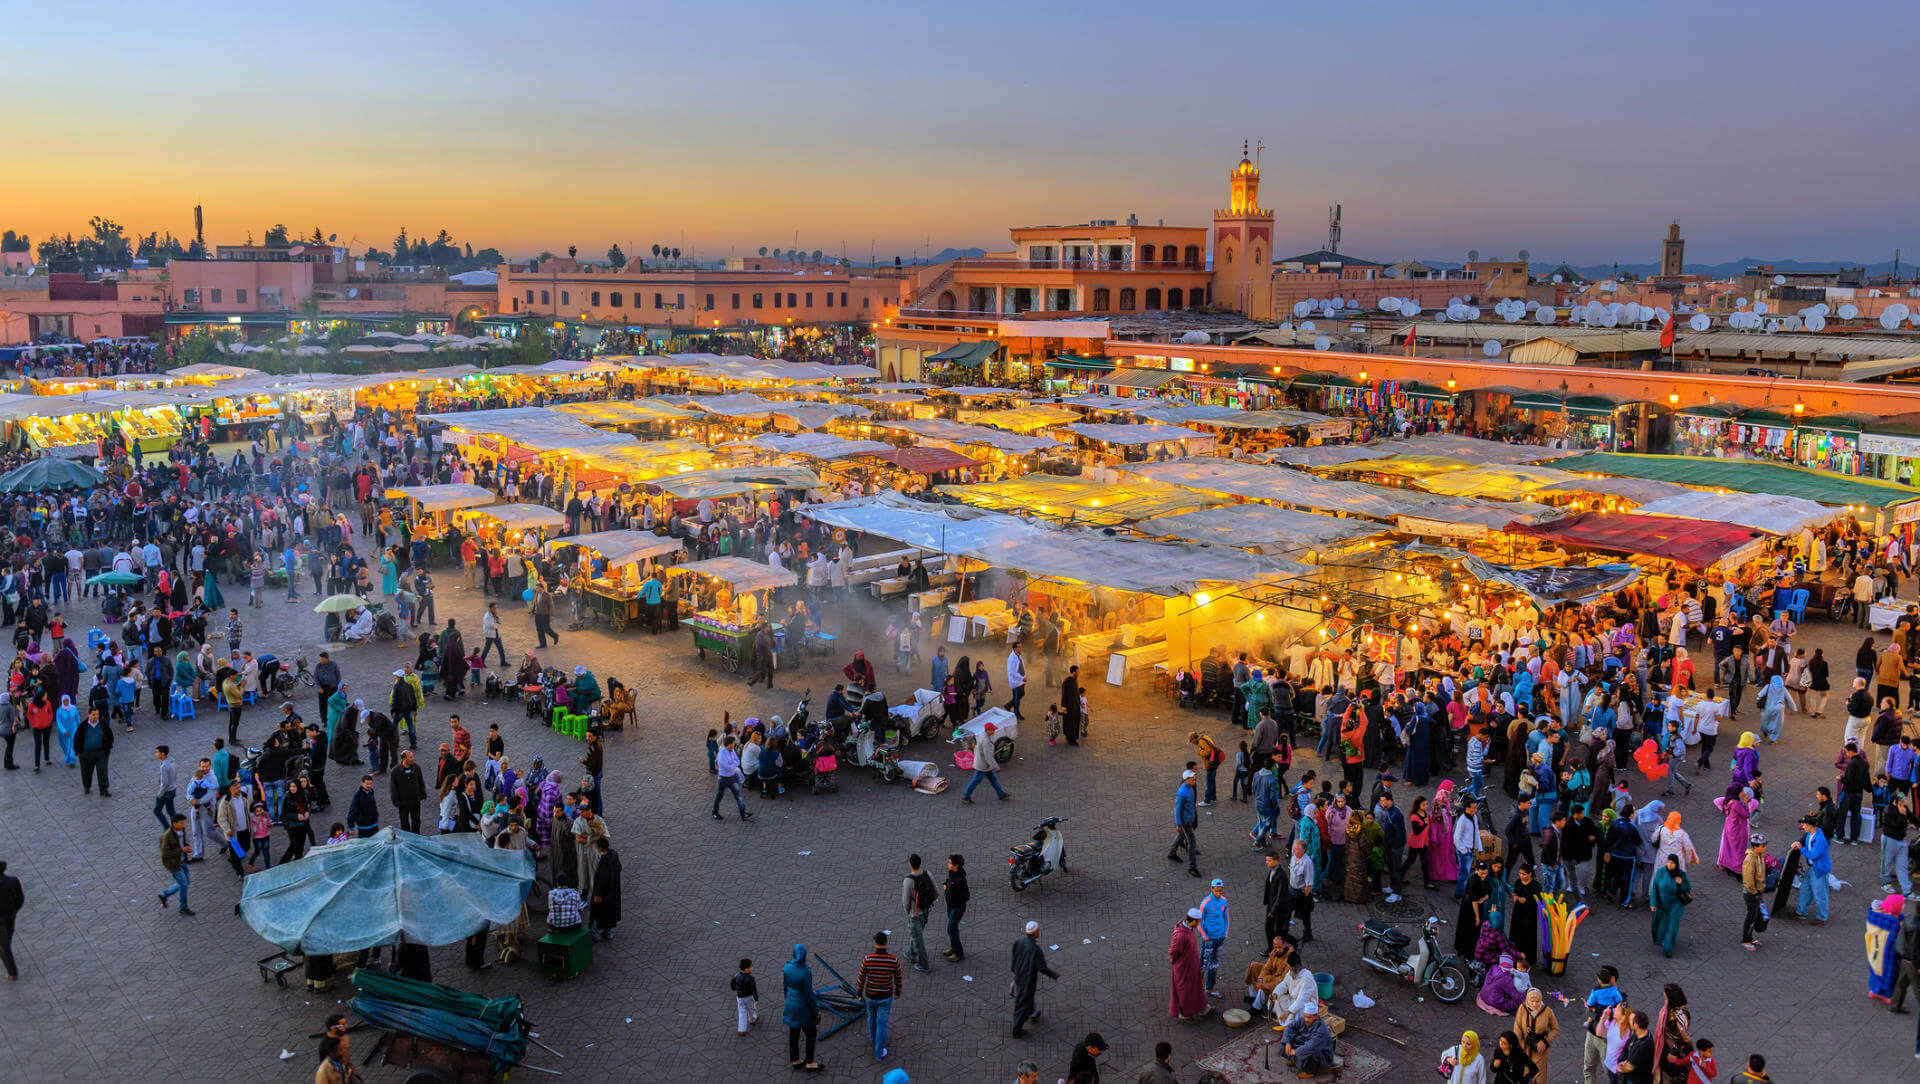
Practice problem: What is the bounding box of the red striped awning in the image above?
[1508,512,1765,570]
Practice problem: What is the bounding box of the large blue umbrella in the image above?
[240,827,534,953]
[0,456,106,493]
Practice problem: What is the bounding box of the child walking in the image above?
[729,958,759,1035]
[1230,741,1252,802]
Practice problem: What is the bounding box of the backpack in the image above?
[911,871,938,912]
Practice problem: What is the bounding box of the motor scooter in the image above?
[1354,915,1471,1003]
[1008,817,1068,892]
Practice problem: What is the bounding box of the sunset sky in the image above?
[7,1,1910,266]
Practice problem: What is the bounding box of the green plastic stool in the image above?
[551,706,567,732]
[566,713,588,739]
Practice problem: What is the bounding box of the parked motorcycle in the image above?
[842,718,903,783]
[1008,817,1068,892]
[1355,915,1470,1003]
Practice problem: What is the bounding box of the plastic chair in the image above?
[243,690,258,705]
[171,689,196,720]
[1786,589,1809,623]
[1726,593,1747,620]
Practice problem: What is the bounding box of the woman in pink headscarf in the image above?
[1168,908,1210,1020]
[1712,785,1759,875]
[1429,779,1460,886]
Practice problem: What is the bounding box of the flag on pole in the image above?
[1404,326,1417,349]
[1659,315,1676,350]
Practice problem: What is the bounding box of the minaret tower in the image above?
[1211,141,1275,319]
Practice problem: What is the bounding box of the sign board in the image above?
[1861,432,1920,458]
[1394,515,1491,541]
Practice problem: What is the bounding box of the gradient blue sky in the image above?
[5,0,1911,265]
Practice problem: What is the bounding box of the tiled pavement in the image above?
[0,575,1915,1082]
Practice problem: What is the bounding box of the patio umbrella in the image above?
[240,828,535,953]
[85,571,144,587]
[313,594,369,613]
[0,457,106,493]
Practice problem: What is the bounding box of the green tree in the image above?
[567,245,577,260]
[472,247,504,268]
[670,247,680,261]
[0,231,27,253]
[651,244,661,260]
[607,244,626,269]
[393,228,410,262]
[264,223,291,246]
[311,227,327,245]
[510,322,552,367]
[811,249,822,263]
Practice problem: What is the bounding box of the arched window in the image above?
[1091,287,1110,312]
[936,290,956,311]
[1184,245,1201,268]
[1145,288,1162,310]
[1221,241,1234,266]
[1189,287,1206,309]
[1118,287,1136,311]
[1139,244,1155,265]
[1168,287,1184,309]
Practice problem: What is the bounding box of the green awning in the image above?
[164,312,291,327]
[1737,409,1793,428]
[1797,413,1866,436]
[1048,353,1114,371]
[1510,392,1567,412]
[1566,395,1627,417]
[1398,381,1457,402]
[1552,452,1920,509]
[1290,372,1360,391]
[1677,404,1742,420]
[927,341,998,367]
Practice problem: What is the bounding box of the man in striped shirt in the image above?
[855,931,903,1062]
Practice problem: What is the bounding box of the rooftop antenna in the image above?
[1254,140,1265,172]
[1327,204,1343,254]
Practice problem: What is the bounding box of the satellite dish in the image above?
[1601,312,1619,328]
[1812,303,1829,317]
[1449,296,1463,307]
[1653,307,1671,322]
[1180,331,1211,345]
[1313,336,1331,351]
[347,287,359,298]
[1402,301,1422,317]
[1839,303,1859,319]
[1764,319,1780,334]
[1536,308,1556,325]
[1433,311,1449,323]
[1292,300,1313,318]
[1551,274,1563,284]
[1504,308,1523,323]
[1320,304,1337,318]
[1380,298,1401,314]
[1805,313,1826,332]
[1773,274,1786,285]
[1753,301,1770,316]
[1911,287,1920,298]
[1299,321,1316,332]
[1279,322,1294,331]
[1464,306,1481,321]
[1518,249,1530,261]
[1484,340,1502,357]
[1783,316,1803,332]
[1736,297,1750,308]
[1525,299,1540,312]
[1889,303,1912,321]
[1882,311,1902,330]
[1689,313,1711,332]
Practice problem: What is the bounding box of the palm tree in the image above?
[651,244,661,260]
[671,247,680,261]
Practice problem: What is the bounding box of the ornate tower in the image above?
[1660,222,1685,278]
[1212,142,1275,319]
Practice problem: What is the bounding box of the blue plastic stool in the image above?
[172,691,196,720]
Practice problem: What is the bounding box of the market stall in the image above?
[456,503,568,553]
[544,529,688,631]
[1057,421,1216,463]
[673,557,799,670]
[933,473,1217,527]
[385,484,497,561]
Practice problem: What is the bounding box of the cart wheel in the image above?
[994,738,1015,763]
[725,652,740,673]
[881,761,903,783]
[611,613,626,632]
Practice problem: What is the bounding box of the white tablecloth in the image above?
[1869,601,1910,631]
[1680,698,1728,746]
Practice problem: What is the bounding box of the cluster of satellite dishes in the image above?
[1569,300,1669,329]
[1491,298,1543,323]
[1291,297,1361,319]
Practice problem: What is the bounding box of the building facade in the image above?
[493,263,904,331]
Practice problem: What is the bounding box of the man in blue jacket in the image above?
[1167,769,1200,877]
[1794,812,1832,923]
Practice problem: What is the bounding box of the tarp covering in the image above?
[1135,503,1386,555]
[645,393,780,417]
[1553,452,1920,510]
[675,556,798,593]
[649,465,820,499]
[1122,458,1553,529]
[1060,421,1213,446]
[420,407,634,452]
[802,491,1047,552]
[1313,454,1477,478]
[239,828,535,954]
[743,433,891,460]
[459,503,567,531]
[544,529,684,567]
[935,474,1217,526]
[772,403,871,431]
[1532,477,1692,504]
[1461,557,1642,605]
[1267,434,1573,469]
[1134,404,1348,434]
[550,400,697,424]
[1509,511,1766,569]
[1631,492,1842,535]
[1419,464,1582,498]
[957,405,1079,433]
[867,418,1058,453]
[865,446,980,474]
[387,484,496,514]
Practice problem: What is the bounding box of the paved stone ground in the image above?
[0,568,1916,1082]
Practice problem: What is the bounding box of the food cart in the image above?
[543,529,687,631]
[674,557,798,670]
[455,502,568,553]
[385,484,498,563]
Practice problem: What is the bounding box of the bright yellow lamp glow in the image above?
[1194,592,1212,607]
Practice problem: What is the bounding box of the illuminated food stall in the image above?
[384,484,497,560]
[543,530,688,631]
[456,503,568,552]
[672,557,799,670]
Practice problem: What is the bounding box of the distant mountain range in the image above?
[927,247,986,264]
[903,249,1907,280]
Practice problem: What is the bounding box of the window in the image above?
[860,296,869,308]
[805,292,813,307]
[1118,287,1135,310]
[705,293,714,309]
[183,288,200,304]
[561,291,570,306]
[235,288,247,304]
[591,291,601,306]
[731,293,740,309]
[1091,287,1110,312]
[525,289,534,303]
[653,292,663,308]
[540,290,549,304]
[752,293,763,308]
[511,298,520,312]
[1168,288,1184,309]
[210,288,222,303]
[1144,288,1161,310]
[840,292,847,306]
[676,293,684,309]
[1140,244,1156,264]
[610,292,622,307]
[771,292,781,309]
[787,293,797,307]
[1184,245,1201,268]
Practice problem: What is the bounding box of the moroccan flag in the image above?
[1659,315,1676,350]
[1404,327,1416,348]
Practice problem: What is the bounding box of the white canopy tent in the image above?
[675,556,798,593]
[650,466,820,500]
[1135,504,1387,556]
[460,503,567,531]
[387,484,497,514]
[545,530,685,567]
[1631,492,1841,535]
[742,433,892,460]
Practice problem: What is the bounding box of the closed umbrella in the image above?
[85,571,144,587]
[240,828,534,953]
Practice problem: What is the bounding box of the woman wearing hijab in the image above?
[54,639,80,702]
[533,770,564,849]
[1649,855,1692,958]
[201,569,224,609]
[1506,862,1542,965]
[783,944,825,1072]
[380,548,399,598]
[1730,732,1761,790]
[1457,860,1492,957]
[1630,799,1666,906]
[1404,698,1433,785]
[1654,810,1698,869]
[1713,786,1760,874]
[1650,983,1692,1083]
[53,694,79,766]
[329,698,362,766]
[1756,674,1788,744]
[1443,1029,1489,1084]
[1296,797,1325,890]
[1429,781,1460,888]
[1487,1028,1537,1084]
[172,650,197,702]
[1475,953,1527,1016]
[1512,987,1558,1082]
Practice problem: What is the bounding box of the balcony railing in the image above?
[953,258,1206,273]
